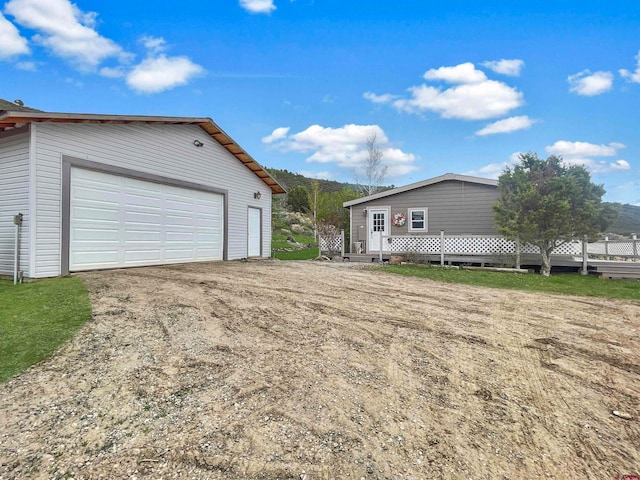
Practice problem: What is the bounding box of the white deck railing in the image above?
[319,231,639,263]
[381,234,582,256]
[587,236,639,258]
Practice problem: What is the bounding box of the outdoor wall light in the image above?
[362,208,367,216]
[193,139,204,147]
[254,191,262,199]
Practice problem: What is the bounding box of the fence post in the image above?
[379,230,383,263]
[440,230,445,266]
[340,229,345,258]
[633,234,638,262]
[581,235,588,275]
[515,236,521,270]
[604,236,609,260]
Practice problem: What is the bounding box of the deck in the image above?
[341,252,640,279]
[342,253,391,263]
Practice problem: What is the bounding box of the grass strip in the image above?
[0,276,92,383]
[272,233,319,260]
[380,264,640,300]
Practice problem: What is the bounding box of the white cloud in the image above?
[609,160,631,170]
[568,70,613,96]
[264,124,418,177]
[475,115,536,136]
[464,152,522,179]
[262,126,290,144]
[423,62,487,84]
[363,92,397,104]
[546,140,630,173]
[140,35,166,55]
[5,0,124,70]
[482,59,524,76]
[16,60,36,70]
[99,66,125,78]
[0,12,29,58]
[123,34,204,94]
[239,0,276,14]
[365,62,525,120]
[126,55,204,94]
[393,79,524,120]
[546,140,623,157]
[619,50,640,83]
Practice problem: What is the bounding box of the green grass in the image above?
[380,264,640,300]
[272,233,319,260]
[0,276,92,383]
[271,233,316,249]
[273,248,320,260]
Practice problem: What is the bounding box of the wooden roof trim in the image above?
[0,110,286,194]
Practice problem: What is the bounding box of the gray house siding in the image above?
[349,179,498,252]
[31,122,271,278]
[0,130,30,276]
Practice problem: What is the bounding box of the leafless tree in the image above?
[355,134,387,196]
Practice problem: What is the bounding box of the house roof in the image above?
[0,98,43,113]
[343,173,498,207]
[0,106,286,194]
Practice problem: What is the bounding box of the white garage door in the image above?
[69,168,223,271]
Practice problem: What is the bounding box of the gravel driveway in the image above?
[1,260,639,479]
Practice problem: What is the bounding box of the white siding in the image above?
[33,123,271,277]
[0,132,30,276]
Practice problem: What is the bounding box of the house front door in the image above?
[368,208,388,252]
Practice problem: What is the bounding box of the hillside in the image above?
[606,202,640,236]
[266,168,358,193]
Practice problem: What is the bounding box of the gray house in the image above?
[0,100,285,279]
[343,173,499,253]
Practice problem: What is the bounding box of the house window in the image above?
[408,208,428,232]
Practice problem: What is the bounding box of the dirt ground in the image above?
[0,260,639,479]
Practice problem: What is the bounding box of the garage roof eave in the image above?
[0,110,286,195]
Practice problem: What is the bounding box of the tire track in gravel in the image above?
[1,260,638,479]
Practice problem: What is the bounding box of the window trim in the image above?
[408,208,428,232]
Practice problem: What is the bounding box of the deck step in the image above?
[343,254,390,263]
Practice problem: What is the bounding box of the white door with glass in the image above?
[248,207,261,257]
[368,208,388,252]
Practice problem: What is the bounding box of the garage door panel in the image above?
[73,227,120,242]
[165,198,195,213]
[74,186,120,204]
[70,168,223,271]
[124,249,163,262]
[71,250,120,268]
[166,231,196,242]
[126,211,163,225]
[196,247,221,258]
[125,230,162,242]
[73,205,120,223]
[164,249,196,260]
[123,192,162,211]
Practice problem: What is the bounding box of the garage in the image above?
[0,106,286,279]
[69,167,223,271]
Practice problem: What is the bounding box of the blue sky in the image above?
[1,0,639,205]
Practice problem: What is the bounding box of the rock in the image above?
[389,255,404,265]
[612,410,633,420]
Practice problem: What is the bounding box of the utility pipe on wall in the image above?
[13,213,23,285]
